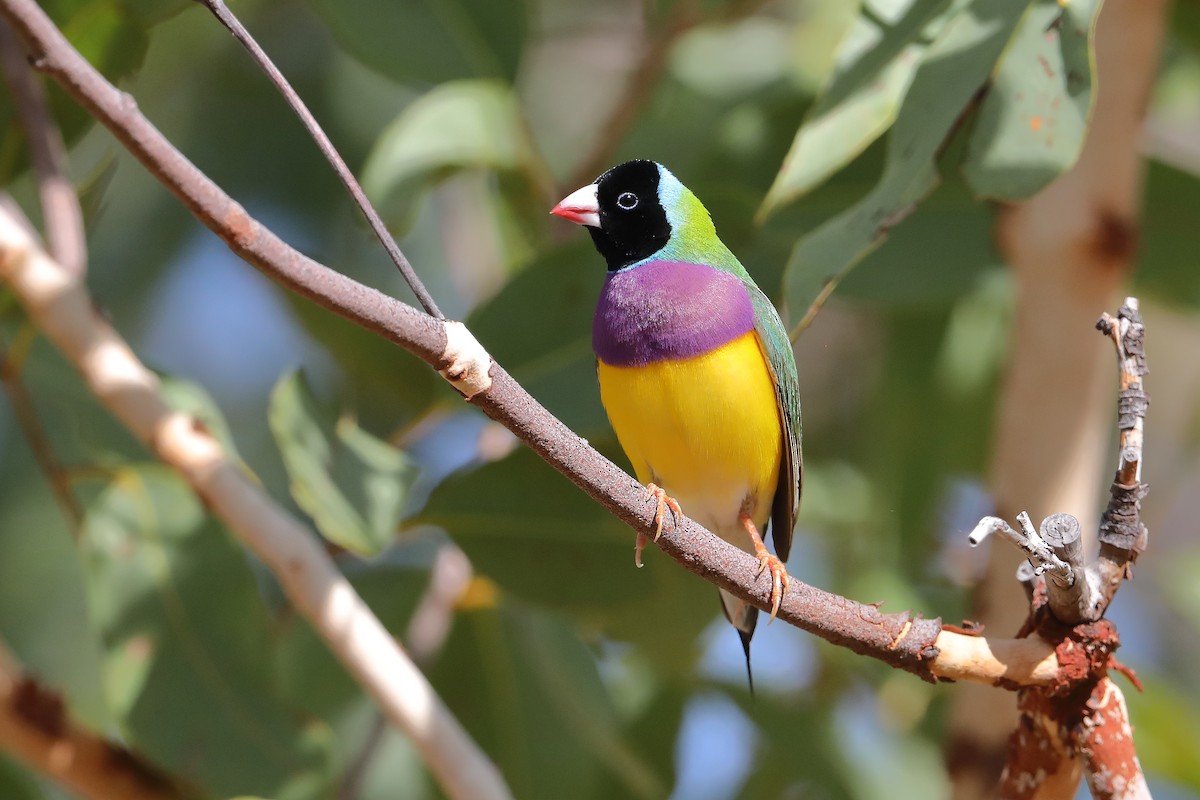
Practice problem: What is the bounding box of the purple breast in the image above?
[592,260,755,367]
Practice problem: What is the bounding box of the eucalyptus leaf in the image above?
[362,80,549,228]
[285,298,440,428]
[416,447,715,670]
[429,601,652,800]
[268,371,418,557]
[80,465,334,797]
[760,0,963,214]
[963,0,1101,199]
[0,754,43,800]
[309,0,526,85]
[783,0,1032,321]
[1132,160,1200,309]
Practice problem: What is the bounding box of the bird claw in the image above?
[756,552,790,621]
[644,483,681,542]
[634,484,681,567]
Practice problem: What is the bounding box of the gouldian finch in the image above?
[551,160,802,684]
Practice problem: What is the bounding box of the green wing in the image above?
[747,284,802,562]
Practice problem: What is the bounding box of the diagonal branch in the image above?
[0,642,180,800]
[0,0,1070,690]
[0,18,85,276]
[0,203,512,800]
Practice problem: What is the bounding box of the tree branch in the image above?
[194,0,442,319]
[1079,678,1151,800]
[984,297,1151,799]
[949,0,1168,789]
[0,642,179,800]
[0,0,1072,690]
[1093,300,1149,605]
[0,204,512,800]
[0,18,85,276]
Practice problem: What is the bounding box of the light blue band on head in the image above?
[656,163,686,231]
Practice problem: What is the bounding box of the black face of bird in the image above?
[592,160,671,270]
[555,159,673,271]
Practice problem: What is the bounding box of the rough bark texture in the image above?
[947,0,1169,794]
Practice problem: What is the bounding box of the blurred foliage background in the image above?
[1,0,1199,798]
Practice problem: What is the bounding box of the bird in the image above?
[551,159,802,689]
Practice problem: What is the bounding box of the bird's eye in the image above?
[616,192,639,211]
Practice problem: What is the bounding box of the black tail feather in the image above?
[718,591,760,696]
[738,623,756,697]
[729,609,758,695]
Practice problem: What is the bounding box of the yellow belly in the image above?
[597,331,783,542]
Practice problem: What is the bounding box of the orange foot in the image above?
[740,512,790,620]
[636,483,682,568]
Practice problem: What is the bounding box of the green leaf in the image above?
[286,298,440,428]
[416,448,715,670]
[1132,160,1200,310]
[835,174,1002,307]
[362,80,548,228]
[430,600,660,800]
[466,242,609,436]
[962,0,1101,199]
[80,465,334,797]
[0,754,44,800]
[308,0,527,85]
[268,371,418,556]
[782,0,1031,321]
[670,17,796,99]
[1175,2,1200,54]
[416,449,639,607]
[1124,678,1200,789]
[760,0,962,214]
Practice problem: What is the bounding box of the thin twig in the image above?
[195,0,443,319]
[0,0,1082,690]
[0,323,83,529]
[788,273,840,342]
[1092,298,1149,612]
[335,713,388,800]
[968,514,1073,585]
[0,19,85,276]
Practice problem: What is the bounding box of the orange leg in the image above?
[740,511,790,620]
[636,483,682,567]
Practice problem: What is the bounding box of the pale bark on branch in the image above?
[0,207,512,800]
